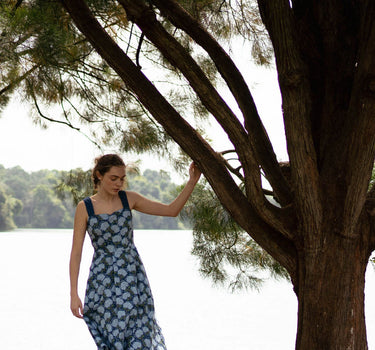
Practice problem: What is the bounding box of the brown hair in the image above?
[92,154,125,189]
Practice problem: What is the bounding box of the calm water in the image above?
[0,229,375,350]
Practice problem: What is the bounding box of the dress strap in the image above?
[119,191,130,211]
[83,197,95,216]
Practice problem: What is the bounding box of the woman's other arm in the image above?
[69,201,87,319]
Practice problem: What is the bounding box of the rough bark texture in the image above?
[295,219,372,349]
[60,0,375,349]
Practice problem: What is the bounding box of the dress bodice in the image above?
[83,191,134,253]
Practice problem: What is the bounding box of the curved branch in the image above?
[118,0,294,242]
[119,0,249,156]
[135,32,144,69]
[61,0,297,274]
[151,0,292,207]
[219,150,244,182]
[27,82,103,150]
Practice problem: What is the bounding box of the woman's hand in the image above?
[188,162,201,184]
[71,294,84,319]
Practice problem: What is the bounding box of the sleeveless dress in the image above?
[82,191,167,350]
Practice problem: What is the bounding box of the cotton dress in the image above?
[82,190,167,350]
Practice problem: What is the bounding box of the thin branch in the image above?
[31,91,79,130]
[0,65,39,96]
[126,22,135,54]
[135,32,144,69]
[27,79,103,150]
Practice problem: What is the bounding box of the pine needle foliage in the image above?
[55,168,94,206]
[0,0,272,158]
[180,180,289,292]
[176,0,273,65]
[0,0,174,155]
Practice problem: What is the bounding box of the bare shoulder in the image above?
[125,190,142,210]
[72,200,88,244]
[75,200,88,220]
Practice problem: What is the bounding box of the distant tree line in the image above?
[0,165,185,231]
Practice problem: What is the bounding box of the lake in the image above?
[0,229,375,349]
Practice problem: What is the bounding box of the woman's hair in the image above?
[92,154,125,189]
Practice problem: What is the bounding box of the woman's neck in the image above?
[94,189,119,202]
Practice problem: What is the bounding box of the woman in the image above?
[69,154,201,349]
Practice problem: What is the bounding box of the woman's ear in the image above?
[96,170,102,182]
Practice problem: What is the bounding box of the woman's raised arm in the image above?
[128,162,201,217]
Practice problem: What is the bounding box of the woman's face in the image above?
[98,166,126,195]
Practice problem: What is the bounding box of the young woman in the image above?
[69,154,201,349]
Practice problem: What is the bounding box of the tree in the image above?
[0,184,22,231]
[28,184,70,228]
[2,0,375,348]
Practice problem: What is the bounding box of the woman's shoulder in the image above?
[76,199,88,211]
[123,190,139,198]
[122,190,142,210]
[74,200,89,220]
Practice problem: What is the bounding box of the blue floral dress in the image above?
[82,191,167,350]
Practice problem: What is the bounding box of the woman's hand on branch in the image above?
[188,162,201,185]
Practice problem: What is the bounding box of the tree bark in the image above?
[295,224,371,350]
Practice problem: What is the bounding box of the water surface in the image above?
[0,229,373,349]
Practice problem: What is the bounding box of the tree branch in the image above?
[340,0,375,236]
[10,0,24,15]
[118,0,294,241]
[151,0,292,207]
[27,81,103,150]
[119,0,250,157]
[60,0,297,275]
[0,65,39,96]
[258,0,322,244]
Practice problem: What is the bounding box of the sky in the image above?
[0,61,287,178]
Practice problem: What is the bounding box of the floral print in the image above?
[83,191,167,350]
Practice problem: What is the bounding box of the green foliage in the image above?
[0,1,281,288]
[55,168,94,206]
[0,1,271,160]
[0,183,22,230]
[181,180,289,291]
[0,0,173,155]
[30,184,72,228]
[176,0,273,65]
[0,165,75,229]
[370,166,375,191]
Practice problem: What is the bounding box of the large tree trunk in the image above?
[295,222,371,350]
